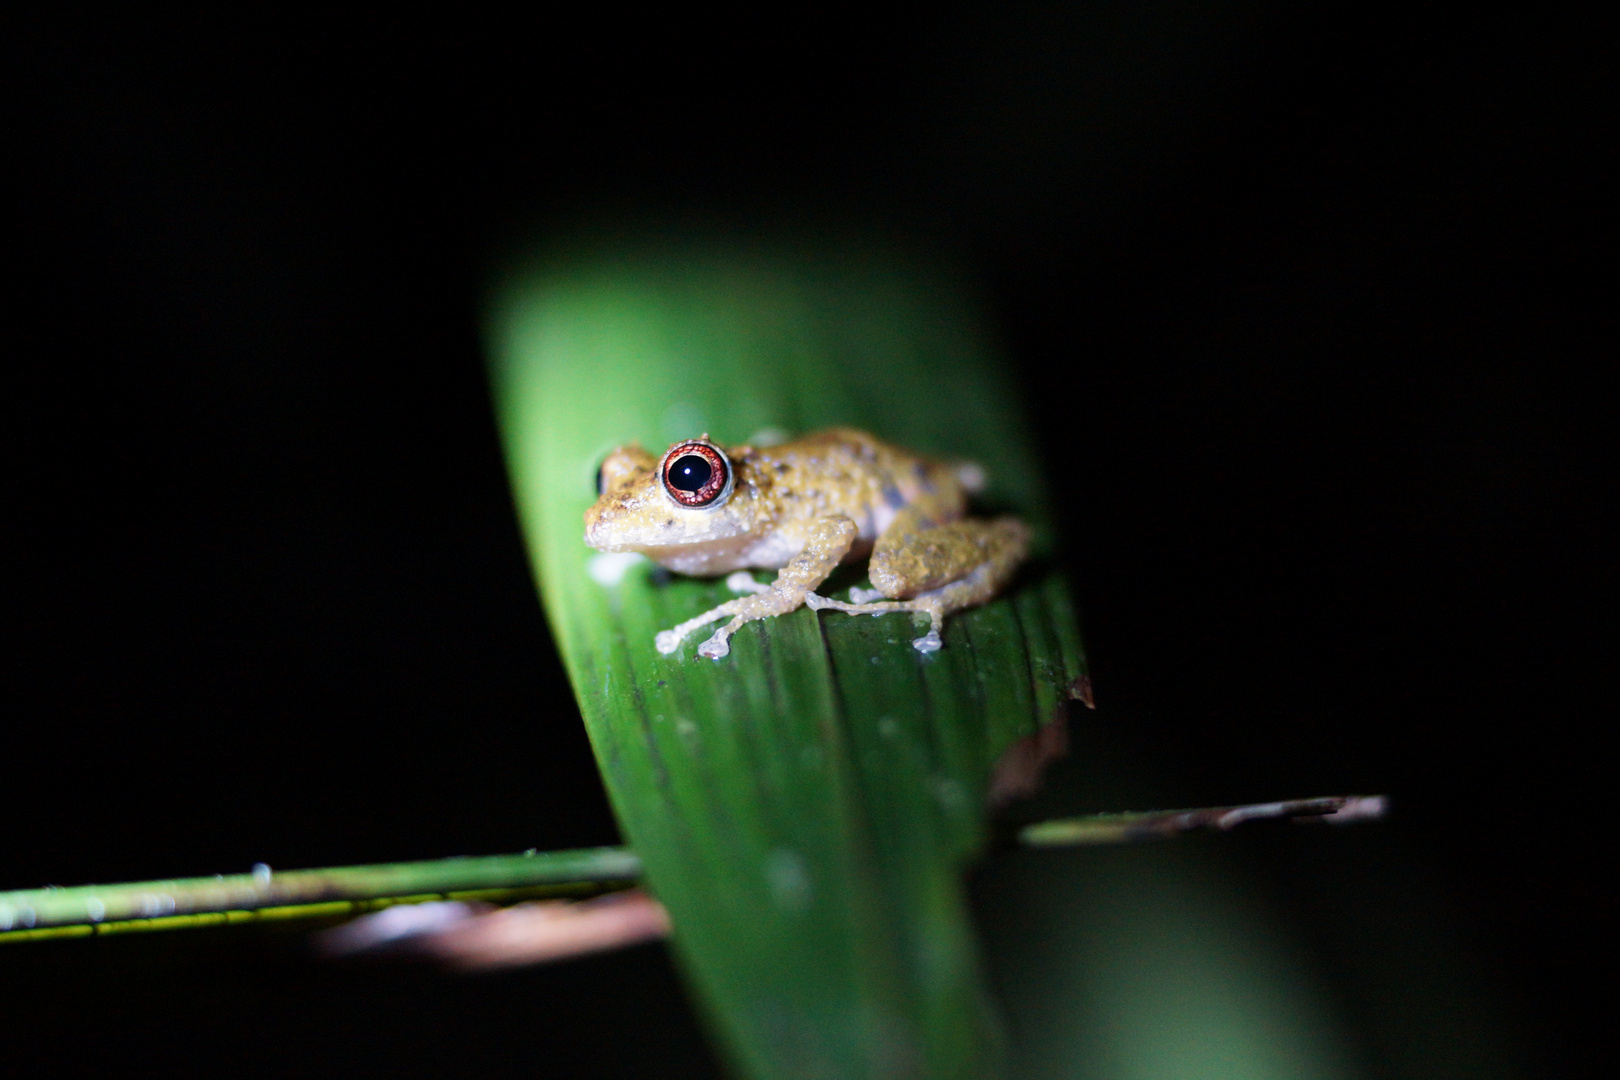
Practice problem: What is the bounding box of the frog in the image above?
[584,427,1028,660]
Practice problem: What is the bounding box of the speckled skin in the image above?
[585,427,1027,659]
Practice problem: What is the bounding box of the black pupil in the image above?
[669,454,713,492]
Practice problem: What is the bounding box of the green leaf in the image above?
[487,237,1088,1080]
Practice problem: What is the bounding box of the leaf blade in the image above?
[488,239,1088,1080]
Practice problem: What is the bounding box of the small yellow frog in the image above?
[584,428,1028,660]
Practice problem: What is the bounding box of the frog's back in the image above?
[739,427,965,541]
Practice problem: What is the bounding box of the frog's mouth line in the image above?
[584,513,757,556]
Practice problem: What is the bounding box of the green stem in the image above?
[3,795,1383,943]
[0,847,639,942]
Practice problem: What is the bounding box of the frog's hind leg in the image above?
[806,563,996,654]
[807,515,1028,653]
[656,516,857,660]
[804,588,954,653]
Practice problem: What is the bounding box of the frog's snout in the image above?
[583,506,612,551]
[584,505,648,553]
[583,514,618,552]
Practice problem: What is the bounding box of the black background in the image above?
[2,7,1612,1078]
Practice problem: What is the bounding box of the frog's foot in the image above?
[695,585,813,661]
[725,571,770,595]
[663,516,859,660]
[697,625,736,660]
[658,584,817,660]
[803,593,946,653]
[655,574,768,656]
[848,585,886,604]
[655,598,749,655]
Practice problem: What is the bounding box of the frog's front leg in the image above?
[655,516,857,660]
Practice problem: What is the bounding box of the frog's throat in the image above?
[632,531,871,578]
[635,537,771,577]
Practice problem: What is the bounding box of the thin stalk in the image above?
[1018,795,1388,847]
[0,847,639,942]
[3,796,1383,943]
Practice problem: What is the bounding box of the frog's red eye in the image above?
[661,441,732,508]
